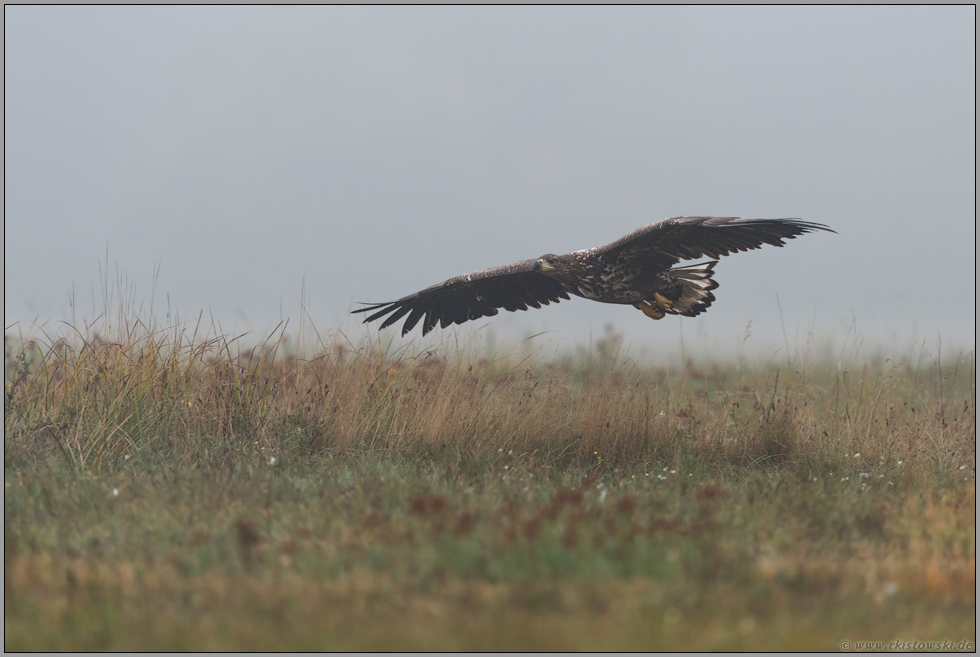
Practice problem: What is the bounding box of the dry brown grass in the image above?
[4,315,976,650]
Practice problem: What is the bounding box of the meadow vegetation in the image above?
[4,309,975,650]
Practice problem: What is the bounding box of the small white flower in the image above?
[124,454,130,460]
[269,457,276,466]
[853,453,861,458]
[860,473,870,478]
[959,465,967,470]
[498,448,503,453]
[670,470,676,474]
[599,490,608,504]
[898,460,903,465]
[508,450,513,455]
[112,488,119,497]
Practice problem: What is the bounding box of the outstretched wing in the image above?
[596,216,835,270]
[352,259,570,336]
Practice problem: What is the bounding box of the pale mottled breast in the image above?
[576,257,644,303]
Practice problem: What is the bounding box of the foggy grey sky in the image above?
[5,6,976,358]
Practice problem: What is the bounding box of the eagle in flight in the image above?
[353,216,834,336]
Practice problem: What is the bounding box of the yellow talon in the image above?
[636,301,665,320]
[652,292,673,309]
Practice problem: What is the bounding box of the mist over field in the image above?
[4,6,975,357]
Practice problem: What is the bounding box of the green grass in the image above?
[4,314,976,650]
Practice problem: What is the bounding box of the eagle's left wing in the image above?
[596,216,835,269]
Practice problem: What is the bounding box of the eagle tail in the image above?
[635,261,719,320]
[669,260,719,316]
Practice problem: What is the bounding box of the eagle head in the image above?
[533,255,559,274]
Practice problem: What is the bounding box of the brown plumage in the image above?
[352,216,835,336]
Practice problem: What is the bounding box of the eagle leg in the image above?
[635,300,666,320]
[652,292,674,309]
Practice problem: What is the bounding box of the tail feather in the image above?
[668,261,718,316]
[634,261,718,320]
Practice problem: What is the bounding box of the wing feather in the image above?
[378,304,412,330]
[596,216,835,269]
[402,306,427,334]
[351,258,570,336]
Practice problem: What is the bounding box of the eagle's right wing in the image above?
[352,259,570,336]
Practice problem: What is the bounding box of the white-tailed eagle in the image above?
[352,216,834,336]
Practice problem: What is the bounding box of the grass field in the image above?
[4,313,975,651]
